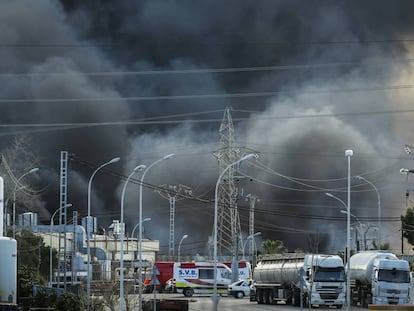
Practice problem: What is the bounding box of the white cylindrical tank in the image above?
[0,176,4,237]
[0,237,17,304]
[349,251,398,285]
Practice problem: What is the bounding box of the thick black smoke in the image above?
[1,0,414,254]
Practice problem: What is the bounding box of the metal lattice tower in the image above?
[156,184,192,259]
[71,210,78,285]
[213,108,241,255]
[58,151,69,289]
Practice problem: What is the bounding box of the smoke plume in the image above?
[1,0,414,254]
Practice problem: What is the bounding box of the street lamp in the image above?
[326,189,352,310]
[13,167,39,239]
[49,203,72,287]
[400,168,414,175]
[86,157,120,298]
[326,192,349,245]
[356,176,381,248]
[241,232,261,260]
[212,153,257,311]
[119,164,145,311]
[139,154,175,311]
[245,232,261,261]
[131,217,151,240]
[326,192,346,208]
[178,234,188,262]
[345,149,353,311]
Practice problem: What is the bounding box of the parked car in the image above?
[164,278,176,293]
[228,279,253,298]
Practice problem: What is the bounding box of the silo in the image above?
[0,237,17,304]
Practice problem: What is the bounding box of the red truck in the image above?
[143,262,176,293]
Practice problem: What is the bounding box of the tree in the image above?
[0,135,47,236]
[16,230,54,306]
[401,209,414,247]
[371,240,390,251]
[261,240,288,254]
[57,292,102,311]
[94,280,135,311]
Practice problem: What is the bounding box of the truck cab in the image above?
[371,259,411,305]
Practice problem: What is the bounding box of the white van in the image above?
[174,261,232,297]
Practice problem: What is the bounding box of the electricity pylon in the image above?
[213,108,241,256]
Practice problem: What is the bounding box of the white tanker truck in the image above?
[349,251,411,307]
[253,253,346,308]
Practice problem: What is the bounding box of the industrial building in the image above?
[16,211,160,290]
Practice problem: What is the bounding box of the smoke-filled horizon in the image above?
[1,0,414,254]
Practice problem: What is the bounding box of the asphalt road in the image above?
[138,293,367,311]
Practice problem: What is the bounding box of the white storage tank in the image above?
[0,237,17,304]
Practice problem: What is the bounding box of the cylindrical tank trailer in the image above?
[253,253,346,308]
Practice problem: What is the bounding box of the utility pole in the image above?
[156,184,192,259]
[401,216,405,254]
[245,193,259,260]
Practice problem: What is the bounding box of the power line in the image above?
[2,37,414,49]
[1,58,413,78]
[2,107,414,130]
[2,83,414,104]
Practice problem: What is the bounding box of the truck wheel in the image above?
[335,304,343,309]
[268,290,274,305]
[236,291,244,299]
[292,289,301,306]
[183,288,193,297]
[264,289,271,304]
[256,289,263,304]
[303,294,310,308]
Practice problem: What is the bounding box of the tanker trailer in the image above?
[349,251,410,307]
[253,253,345,308]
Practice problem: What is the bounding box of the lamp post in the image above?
[119,164,145,311]
[326,189,352,310]
[356,176,381,248]
[345,149,353,310]
[139,154,175,311]
[130,217,150,299]
[400,168,414,175]
[241,232,261,260]
[49,203,72,287]
[326,192,349,245]
[212,153,256,311]
[131,217,151,240]
[86,157,120,298]
[244,232,261,261]
[13,167,39,239]
[178,234,188,262]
